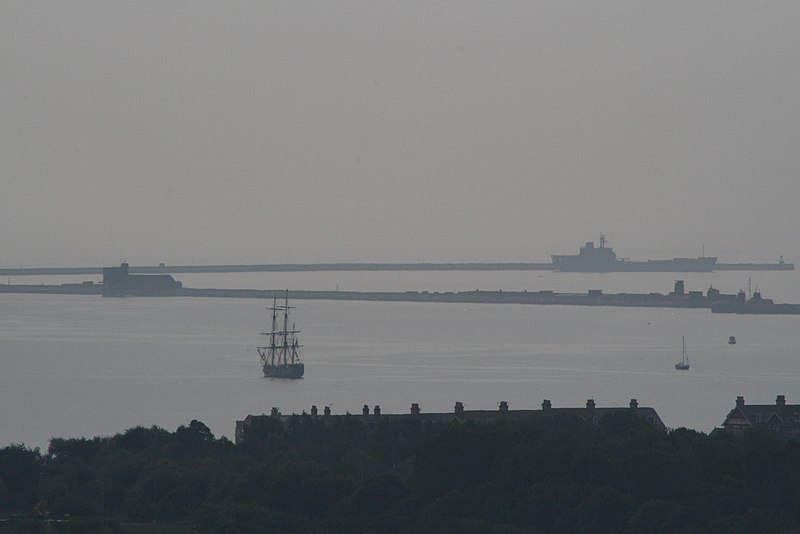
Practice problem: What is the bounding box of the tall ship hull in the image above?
[551,235,717,272]
[263,362,304,379]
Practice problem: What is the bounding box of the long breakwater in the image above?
[2,282,799,314]
[0,259,792,277]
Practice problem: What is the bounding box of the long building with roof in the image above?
[235,398,664,445]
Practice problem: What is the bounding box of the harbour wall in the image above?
[3,282,799,314]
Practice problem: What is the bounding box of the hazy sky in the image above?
[2,1,799,266]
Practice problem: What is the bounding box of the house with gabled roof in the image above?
[720,395,800,438]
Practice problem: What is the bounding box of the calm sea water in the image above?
[2,270,799,450]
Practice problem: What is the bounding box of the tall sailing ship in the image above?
[257,291,304,379]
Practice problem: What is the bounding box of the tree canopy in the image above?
[1,414,799,532]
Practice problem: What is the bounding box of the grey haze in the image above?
[2,1,799,266]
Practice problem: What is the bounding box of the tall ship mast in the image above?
[256,290,304,379]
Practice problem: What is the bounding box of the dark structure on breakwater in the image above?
[709,289,800,314]
[235,398,665,446]
[101,262,182,297]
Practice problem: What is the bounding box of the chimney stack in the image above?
[311,405,318,416]
[270,407,279,417]
[324,406,331,417]
[499,401,508,413]
[630,399,638,410]
[586,399,596,410]
[362,404,370,416]
[454,401,464,417]
[411,403,421,416]
[374,405,381,416]
[542,399,552,410]
[777,395,786,407]
[736,396,745,408]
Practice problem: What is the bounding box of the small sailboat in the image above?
[728,336,736,345]
[675,336,690,370]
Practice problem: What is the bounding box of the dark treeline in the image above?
[2,413,800,533]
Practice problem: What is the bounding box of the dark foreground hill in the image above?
[2,413,799,533]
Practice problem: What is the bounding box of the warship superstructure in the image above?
[551,235,718,272]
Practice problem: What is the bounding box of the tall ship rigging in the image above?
[257,291,304,379]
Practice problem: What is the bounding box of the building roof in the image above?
[721,395,800,437]
[235,399,665,445]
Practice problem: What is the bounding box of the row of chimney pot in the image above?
[270,399,644,418]
[736,395,786,408]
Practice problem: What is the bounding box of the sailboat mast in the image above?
[682,336,688,365]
